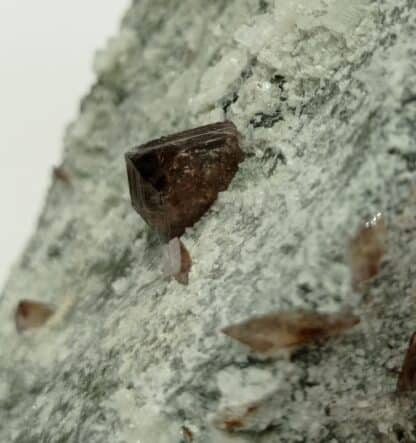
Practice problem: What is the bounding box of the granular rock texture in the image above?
[1,1,416,442]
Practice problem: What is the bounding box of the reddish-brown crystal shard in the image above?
[222,310,360,355]
[348,213,387,291]
[15,299,55,332]
[125,121,244,239]
[175,240,192,285]
[397,332,416,394]
[162,237,192,285]
[212,401,263,433]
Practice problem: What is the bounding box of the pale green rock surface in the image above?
[1,0,416,442]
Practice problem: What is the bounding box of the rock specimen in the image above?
[1,1,416,442]
[125,121,244,239]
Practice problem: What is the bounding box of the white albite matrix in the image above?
[1,0,416,442]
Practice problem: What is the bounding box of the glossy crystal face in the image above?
[125,121,244,239]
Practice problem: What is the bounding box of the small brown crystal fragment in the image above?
[212,400,267,433]
[396,332,416,394]
[222,310,360,355]
[53,166,71,185]
[182,426,194,442]
[222,404,260,432]
[349,213,387,291]
[175,240,192,285]
[15,299,55,332]
[223,419,244,432]
[125,121,244,239]
[162,238,192,285]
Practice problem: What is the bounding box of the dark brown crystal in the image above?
[125,121,244,239]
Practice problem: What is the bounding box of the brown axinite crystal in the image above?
[15,299,55,333]
[396,332,416,394]
[349,213,387,291]
[162,237,193,285]
[222,310,360,355]
[125,121,244,239]
[175,240,192,285]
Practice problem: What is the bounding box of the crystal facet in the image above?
[125,121,244,239]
